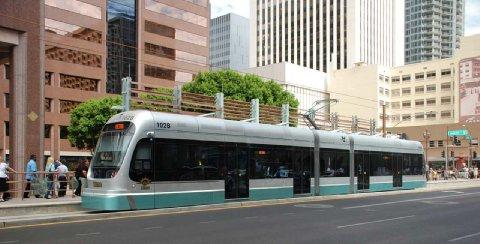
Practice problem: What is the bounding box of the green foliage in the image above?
[182,70,299,108]
[67,96,121,152]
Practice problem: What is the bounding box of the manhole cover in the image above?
[421,200,459,205]
[294,203,334,209]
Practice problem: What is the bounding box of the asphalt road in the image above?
[2,187,480,244]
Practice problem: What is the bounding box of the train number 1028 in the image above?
[156,122,171,129]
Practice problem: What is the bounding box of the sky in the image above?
[210,0,480,36]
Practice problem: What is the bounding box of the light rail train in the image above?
[82,110,425,210]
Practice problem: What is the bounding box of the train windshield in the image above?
[91,122,135,178]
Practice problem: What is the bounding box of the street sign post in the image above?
[448,129,469,137]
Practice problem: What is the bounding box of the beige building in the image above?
[328,34,480,167]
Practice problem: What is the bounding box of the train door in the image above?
[355,152,370,191]
[392,154,403,188]
[293,149,311,195]
[130,138,155,209]
[225,144,249,199]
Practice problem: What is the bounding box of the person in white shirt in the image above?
[56,162,68,197]
[0,155,17,202]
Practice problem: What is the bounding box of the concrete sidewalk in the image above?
[1,179,480,229]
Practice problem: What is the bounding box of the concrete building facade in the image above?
[249,0,405,72]
[210,13,249,70]
[0,0,210,169]
[404,0,464,64]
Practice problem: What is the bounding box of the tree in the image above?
[68,96,121,153]
[182,70,299,108]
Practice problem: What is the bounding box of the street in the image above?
[2,187,480,243]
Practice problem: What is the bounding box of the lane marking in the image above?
[283,212,295,215]
[244,216,259,219]
[443,191,464,194]
[364,209,377,212]
[75,232,100,237]
[0,241,19,244]
[337,215,415,229]
[199,221,216,224]
[449,231,480,242]
[144,226,163,230]
[343,192,480,209]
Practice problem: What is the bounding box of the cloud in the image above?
[210,0,250,19]
[465,0,480,36]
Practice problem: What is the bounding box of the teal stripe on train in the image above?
[249,187,293,200]
[402,180,427,189]
[82,191,225,211]
[369,182,395,192]
[316,185,350,195]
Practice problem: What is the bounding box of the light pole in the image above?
[423,129,431,166]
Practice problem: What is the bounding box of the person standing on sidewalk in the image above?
[56,162,68,197]
[44,157,55,199]
[74,159,89,196]
[24,154,40,198]
[0,155,16,202]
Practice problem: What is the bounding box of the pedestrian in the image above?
[56,161,68,197]
[24,154,40,198]
[0,155,16,202]
[44,157,55,199]
[74,159,89,196]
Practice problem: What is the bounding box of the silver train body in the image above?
[82,110,425,210]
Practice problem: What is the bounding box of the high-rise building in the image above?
[210,13,250,70]
[250,0,405,72]
[404,0,465,64]
[0,0,210,168]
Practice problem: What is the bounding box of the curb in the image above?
[2,181,480,229]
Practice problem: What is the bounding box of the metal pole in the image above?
[215,92,224,119]
[313,131,320,196]
[445,126,449,174]
[250,99,259,123]
[281,104,289,126]
[121,77,131,112]
[382,103,386,137]
[348,135,355,194]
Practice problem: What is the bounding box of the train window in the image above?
[405,154,424,175]
[250,145,292,179]
[153,139,223,181]
[129,139,154,182]
[320,149,349,177]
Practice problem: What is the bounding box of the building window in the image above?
[4,93,9,108]
[426,98,436,106]
[60,126,68,139]
[378,87,384,94]
[44,124,52,139]
[415,73,424,80]
[415,113,424,120]
[402,88,411,95]
[426,112,436,119]
[429,141,436,148]
[402,100,411,108]
[441,96,451,105]
[45,98,52,112]
[45,18,102,44]
[4,64,10,80]
[438,141,444,147]
[385,89,390,96]
[402,75,411,82]
[4,121,8,137]
[441,110,452,118]
[441,69,451,76]
[107,0,137,94]
[392,89,400,97]
[145,0,207,27]
[415,99,424,107]
[45,0,102,19]
[426,84,436,93]
[426,71,436,79]
[441,82,451,91]
[145,20,207,46]
[402,114,412,121]
[392,76,400,83]
[144,65,175,80]
[415,86,424,94]
[391,102,400,109]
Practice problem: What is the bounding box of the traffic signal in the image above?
[441,151,445,158]
[451,151,454,157]
[453,136,461,146]
[474,151,478,158]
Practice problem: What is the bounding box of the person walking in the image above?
[56,161,68,197]
[24,154,40,198]
[74,159,89,196]
[0,155,16,202]
[44,157,55,199]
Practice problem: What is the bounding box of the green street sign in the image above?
[448,129,469,137]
